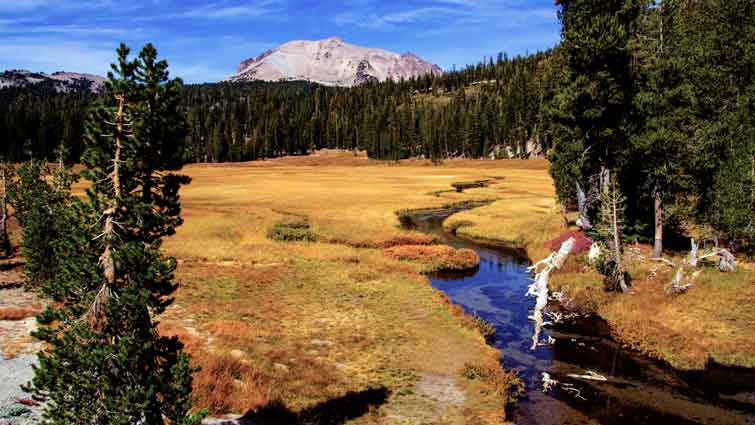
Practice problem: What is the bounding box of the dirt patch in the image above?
[0,265,42,360]
[416,374,466,407]
[382,374,468,424]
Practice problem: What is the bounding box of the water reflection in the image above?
[410,214,755,425]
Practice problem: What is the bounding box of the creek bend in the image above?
[402,209,755,425]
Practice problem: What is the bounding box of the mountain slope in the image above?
[0,70,105,93]
[226,37,443,87]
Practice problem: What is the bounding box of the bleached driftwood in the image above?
[527,237,575,351]
[542,372,558,392]
[567,370,608,382]
[666,238,736,295]
[687,239,736,272]
[667,266,696,295]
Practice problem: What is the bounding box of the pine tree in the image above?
[596,175,630,292]
[29,43,205,425]
[9,158,75,288]
[549,0,644,224]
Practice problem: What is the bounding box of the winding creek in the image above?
[405,210,755,425]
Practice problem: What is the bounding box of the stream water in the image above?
[408,212,755,425]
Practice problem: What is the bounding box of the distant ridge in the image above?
[226,37,443,87]
[0,69,105,93]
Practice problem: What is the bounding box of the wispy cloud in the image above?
[183,1,281,19]
[334,0,556,31]
[0,37,114,74]
[137,0,285,21]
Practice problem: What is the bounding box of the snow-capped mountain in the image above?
[0,70,105,93]
[226,37,443,87]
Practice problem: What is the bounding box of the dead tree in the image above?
[527,237,576,350]
[652,182,663,258]
[576,182,592,230]
[89,94,129,328]
[0,161,10,258]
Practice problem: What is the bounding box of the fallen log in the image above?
[527,237,575,351]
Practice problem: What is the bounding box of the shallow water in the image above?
[410,213,755,425]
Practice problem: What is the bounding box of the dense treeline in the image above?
[1,51,556,162]
[549,0,755,252]
[0,84,91,161]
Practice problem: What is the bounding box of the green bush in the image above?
[268,220,318,242]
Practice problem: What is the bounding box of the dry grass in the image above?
[441,162,563,261]
[384,245,479,273]
[550,248,755,370]
[68,150,755,411]
[598,263,755,369]
[140,152,539,422]
[0,306,40,321]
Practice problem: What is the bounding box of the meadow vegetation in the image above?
[153,151,540,423]
[43,150,755,419]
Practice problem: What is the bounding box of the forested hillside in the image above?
[1,51,555,162]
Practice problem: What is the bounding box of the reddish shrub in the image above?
[545,230,592,254]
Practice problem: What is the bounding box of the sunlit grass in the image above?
[153,153,539,422]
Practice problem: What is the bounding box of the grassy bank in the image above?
[158,152,534,423]
[413,157,755,371]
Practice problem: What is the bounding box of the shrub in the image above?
[267,220,318,242]
[472,313,496,345]
[462,362,525,405]
[385,245,479,272]
[451,180,490,192]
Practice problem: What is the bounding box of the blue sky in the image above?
[0,0,560,83]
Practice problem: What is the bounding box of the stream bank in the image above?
[400,206,755,425]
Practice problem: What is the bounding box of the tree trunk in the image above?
[561,202,570,229]
[576,182,592,229]
[0,165,9,258]
[652,187,663,258]
[600,165,610,194]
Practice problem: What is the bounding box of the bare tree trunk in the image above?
[576,182,592,230]
[600,165,610,194]
[89,94,127,328]
[652,185,663,258]
[0,164,9,258]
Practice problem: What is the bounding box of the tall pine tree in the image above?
[29,43,204,425]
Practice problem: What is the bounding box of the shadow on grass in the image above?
[238,387,390,425]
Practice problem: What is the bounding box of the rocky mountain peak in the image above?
[226,37,443,87]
